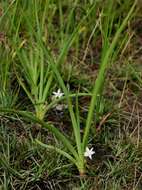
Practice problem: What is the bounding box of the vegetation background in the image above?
[0,0,142,189]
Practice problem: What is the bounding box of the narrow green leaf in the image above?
[83,0,137,149]
[0,108,78,159]
[36,139,77,165]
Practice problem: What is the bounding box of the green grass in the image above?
[0,0,142,189]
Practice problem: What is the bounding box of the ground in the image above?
[0,1,142,190]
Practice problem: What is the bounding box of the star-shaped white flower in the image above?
[84,147,95,160]
[52,89,64,99]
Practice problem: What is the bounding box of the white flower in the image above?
[52,89,64,99]
[55,104,68,111]
[55,104,64,111]
[84,147,95,160]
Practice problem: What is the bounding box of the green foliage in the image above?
[0,0,140,188]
